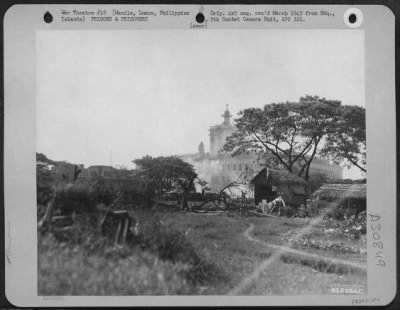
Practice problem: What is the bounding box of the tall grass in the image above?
[38,210,225,295]
[39,210,368,296]
[133,210,227,285]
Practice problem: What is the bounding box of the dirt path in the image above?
[244,223,367,272]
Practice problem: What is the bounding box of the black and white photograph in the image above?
[3,4,396,306]
[35,27,368,296]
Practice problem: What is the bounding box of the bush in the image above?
[38,233,196,295]
[136,211,227,285]
[38,209,225,295]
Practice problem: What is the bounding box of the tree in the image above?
[176,174,198,209]
[223,96,364,180]
[37,153,56,227]
[36,152,56,187]
[322,105,366,173]
[133,155,198,200]
[291,96,343,180]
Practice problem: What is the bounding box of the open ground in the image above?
[38,210,367,295]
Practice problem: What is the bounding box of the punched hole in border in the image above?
[348,13,357,24]
[196,12,205,24]
[344,8,363,28]
[44,11,53,24]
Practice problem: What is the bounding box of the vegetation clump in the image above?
[38,209,225,295]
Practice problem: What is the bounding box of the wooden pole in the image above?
[115,220,122,244]
[121,217,129,245]
[38,195,56,230]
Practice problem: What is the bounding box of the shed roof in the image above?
[250,168,308,186]
[313,183,366,199]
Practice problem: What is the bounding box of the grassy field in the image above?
[165,212,367,295]
[38,210,367,295]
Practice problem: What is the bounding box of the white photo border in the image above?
[3,4,396,307]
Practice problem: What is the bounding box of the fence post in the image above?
[114,219,122,244]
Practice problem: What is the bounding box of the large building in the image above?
[181,107,343,193]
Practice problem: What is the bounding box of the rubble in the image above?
[255,195,295,217]
[284,232,366,255]
[323,211,367,240]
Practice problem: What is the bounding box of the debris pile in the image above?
[255,196,295,217]
[323,211,367,240]
[284,231,366,255]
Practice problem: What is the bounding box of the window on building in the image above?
[233,164,236,171]
[239,164,242,171]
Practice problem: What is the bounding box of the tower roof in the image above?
[222,104,232,125]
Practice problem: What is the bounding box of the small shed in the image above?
[312,183,366,214]
[250,168,309,207]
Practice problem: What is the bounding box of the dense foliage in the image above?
[222,96,366,180]
[133,156,198,205]
[38,211,225,295]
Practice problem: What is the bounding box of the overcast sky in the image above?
[36,29,364,178]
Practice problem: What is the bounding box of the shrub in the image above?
[38,233,196,295]
[137,211,227,285]
[38,209,225,295]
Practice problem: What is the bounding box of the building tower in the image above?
[209,106,236,156]
[222,104,232,125]
[198,141,205,156]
